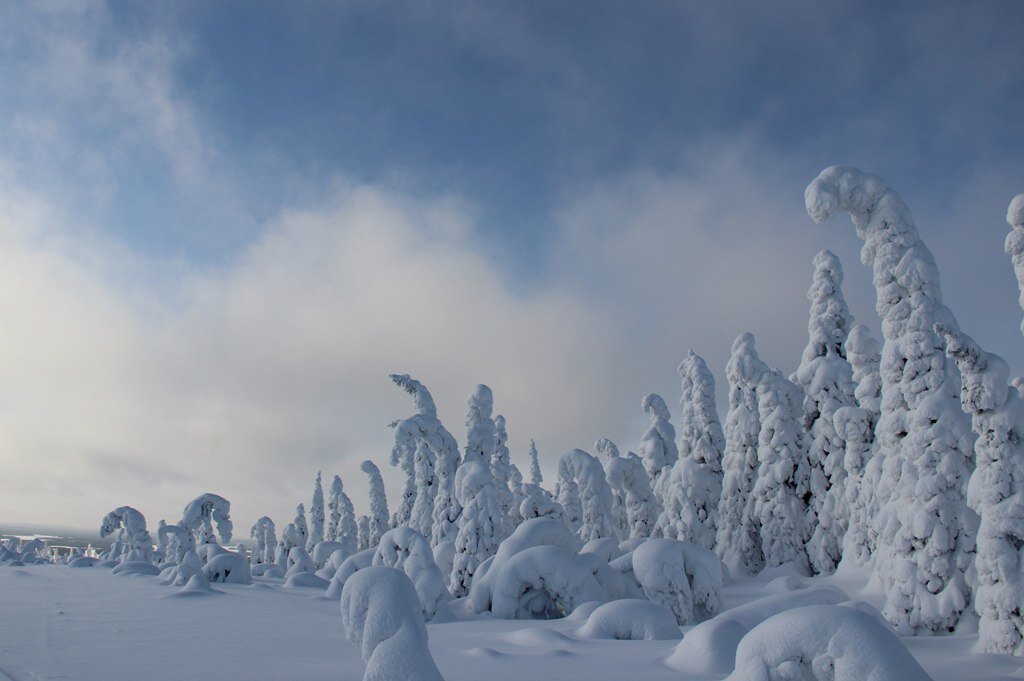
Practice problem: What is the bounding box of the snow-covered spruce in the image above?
[372,527,449,621]
[528,439,543,485]
[450,385,505,597]
[492,414,518,537]
[340,566,446,681]
[249,516,276,568]
[638,393,678,505]
[357,515,371,552]
[603,443,657,539]
[387,374,462,546]
[518,481,567,525]
[631,538,723,625]
[557,448,616,542]
[725,605,931,681]
[596,437,629,538]
[1003,193,1024,335]
[328,475,358,558]
[718,333,769,575]
[937,323,1024,655]
[807,165,977,634]
[361,461,389,550]
[845,324,882,431]
[833,406,874,566]
[99,506,154,564]
[794,249,858,575]
[283,504,308,557]
[307,471,325,552]
[750,370,811,571]
[658,351,724,550]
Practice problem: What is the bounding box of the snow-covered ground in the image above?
[1,561,1021,681]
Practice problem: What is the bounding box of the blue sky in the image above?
[1,1,1022,529]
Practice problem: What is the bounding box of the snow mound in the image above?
[489,545,608,619]
[67,556,100,568]
[340,566,445,681]
[725,605,931,681]
[574,599,681,641]
[204,553,252,584]
[111,561,162,577]
[285,572,330,589]
[169,574,222,597]
[667,586,848,676]
[632,538,723,624]
[579,537,623,562]
[373,527,449,621]
[563,600,604,623]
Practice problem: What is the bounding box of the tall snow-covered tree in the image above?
[249,516,276,567]
[361,460,389,549]
[717,333,768,574]
[638,394,678,502]
[938,323,1024,654]
[308,471,325,552]
[408,441,437,538]
[845,324,882,432]
[751,369,811,571]
[657,351,724,550]
[528,439,543,485]
[328,475,358,557]
[794,249,858,575]
[357,515,371,552]
[1003,193,1024,334]
[833,406,874,566]
[807,165,977,634]
[557,448,616,542]
[492,415,517,536]
[450,385,504,596]
[596,437,629,539]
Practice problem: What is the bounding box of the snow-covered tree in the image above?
[717,333,769,574]
[249,516,276,567]
[308,471,325,552]
[596,437,629,538]
[846,324,882,432]
[657,351,724,550]
[179,493,233,546]
[605,449,658,539]
[388,374,461,545]
[328,475,358,557]
[638,394,678,502]
[1003,193,1024,335]
[750,369,811,571]
[806,165,976,634]
[528,439,543,485]
[357,515,371,552]
[99,506,153,564]
[492,415,517,537]
[938,323,1024,654]
[833,406,874,566]
[361,461,389,549]
[793,249,857,574]
[557,448,616,542]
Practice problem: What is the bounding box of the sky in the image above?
[1,1,1022,534]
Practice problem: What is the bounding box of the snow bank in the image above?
[340,566,446,681]
[725,605,931,681]
[574,599,681,641]
[666,586,847,676]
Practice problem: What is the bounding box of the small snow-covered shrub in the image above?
[666,587,847,676]
[489,545,608,620]
[326,548,375,600]
[99,506,154,564]
[312,540,344,570]
[575,599,681,641]
[632,539,723,625]
[340,566,446,681]
[725,605,931,681]
[204,552,252,584]
[285,547,316,577]
[372,527,449,621]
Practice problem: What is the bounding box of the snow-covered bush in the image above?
[718,333,769,575]
[203,552,252,584]
[325,548,375,600]
[604,448,657,539]
[99,506,154,564]
[361,461,389,550]
[751,369,811,571]
[340,566,446,681]
[557,448,616,542]
[312,541,344,571]
[372,527,449,621]
[180,493,233,547]
[666,587,848,676]
[489,545,608,619]
[328,475,358,558]
[938,323,1024,654]
[249,516,276,567]
[631,538,723,625]
[794,249,857,575]
[596,438,629,538]
[285,546,316,577]
[575,599,681,641]
[658,351,724,550]
[307,472,325,552]
[725,605,931,681]
[806,165,976,634]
